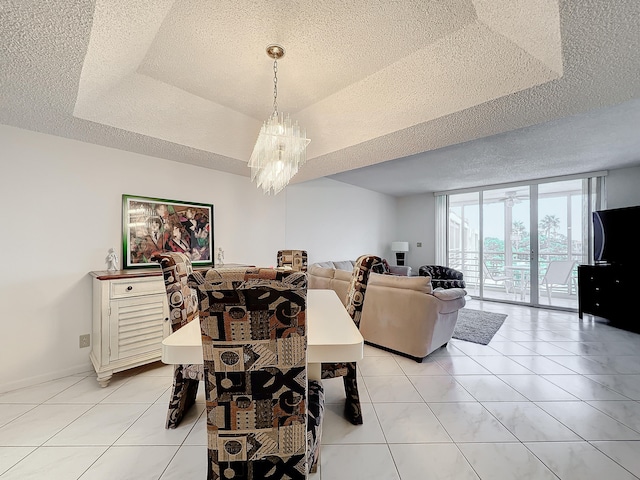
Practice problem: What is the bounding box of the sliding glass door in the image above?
[482,186,530,302]
[446,176,595,309]
[536,179,586,308]
[449,192,480,296]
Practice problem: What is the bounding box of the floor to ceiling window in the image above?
[443,174,603,310]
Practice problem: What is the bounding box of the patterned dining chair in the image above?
[152,252,204,429]
[321,254,383,425]
[277,249,308,272]
[188,266,322,479]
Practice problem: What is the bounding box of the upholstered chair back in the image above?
[188,267,308,480]
[152,252,199,332]
[277,249,308,272]
[152,252,203,429]
[321,254,382,425]
[345,254,385,328]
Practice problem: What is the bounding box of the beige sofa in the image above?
[308,262,355,306]
[308,263,466,361]
[310,260,411,304]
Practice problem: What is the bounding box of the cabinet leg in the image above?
[96,372,112,387]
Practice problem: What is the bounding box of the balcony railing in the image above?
[449,249,585,301]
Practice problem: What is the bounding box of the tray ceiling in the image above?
[1,0,639,193]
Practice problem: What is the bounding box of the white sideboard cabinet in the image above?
[90,269,170,387]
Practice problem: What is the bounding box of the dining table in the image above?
[161,288,364,380]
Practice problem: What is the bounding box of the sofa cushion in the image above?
[334,269,353,282]
[333,260,356,271]
[330,270,352,306]
[388,265,412,276]
[368,272,433,294]
[308,265,335,279]
[308,265,334,291]
[314,261,337,269]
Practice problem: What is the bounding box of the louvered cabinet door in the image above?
[90,271,170,387]
[109,294,167,361]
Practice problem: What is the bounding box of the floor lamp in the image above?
[391,241,409,266]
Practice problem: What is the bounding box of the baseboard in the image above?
[0,362,93,394]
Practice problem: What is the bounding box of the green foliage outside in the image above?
[484,215,574,269]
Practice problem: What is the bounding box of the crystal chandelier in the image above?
[249,44,310,195]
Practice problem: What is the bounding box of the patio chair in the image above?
[541,260,577,303]
[483,262,514,294]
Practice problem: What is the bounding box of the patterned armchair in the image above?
[418,265,466,289]
[277,249,308,272]
[321,254,383,425]
[152,252,204,429]
[188,266,323,478]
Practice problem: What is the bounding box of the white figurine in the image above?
[217,247,224,266]
[106,248,119,271]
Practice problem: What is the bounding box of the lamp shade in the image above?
[391,241,409,252]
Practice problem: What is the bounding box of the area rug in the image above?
[452,309,508,345]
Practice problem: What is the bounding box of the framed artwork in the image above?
[122,194,214,269]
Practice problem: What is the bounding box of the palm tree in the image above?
[511,220,527,252]
[540,215,560,239]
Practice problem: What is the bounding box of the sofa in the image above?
[309,260,410,304]
[308,261,466,361]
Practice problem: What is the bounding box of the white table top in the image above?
[161,289,364,365]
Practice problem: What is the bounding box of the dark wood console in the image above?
[578,264,635,331]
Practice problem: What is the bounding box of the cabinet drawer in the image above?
[110,278,164,299]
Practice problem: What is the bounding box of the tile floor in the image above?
[1,299,640,479]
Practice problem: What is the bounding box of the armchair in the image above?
[360,273,466,361]
[418,265,466,289]
[382,258,412,276]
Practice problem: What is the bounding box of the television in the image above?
[593,206,640,265]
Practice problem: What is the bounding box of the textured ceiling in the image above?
[1,0,639,195]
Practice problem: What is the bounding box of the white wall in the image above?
[395,193,436,271]
[0,125,397,391]
[4,123,632,391]
[0,125,287,390]
[286,178,397,264]
[606,166,640,209]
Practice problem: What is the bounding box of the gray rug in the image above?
[452,309,508,345]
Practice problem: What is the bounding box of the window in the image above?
[437,173,605,309]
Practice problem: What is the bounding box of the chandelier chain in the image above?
[273,59,278,115]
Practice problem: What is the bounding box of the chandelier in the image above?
[249,44,310,195]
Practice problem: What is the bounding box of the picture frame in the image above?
[122,194,214,269]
